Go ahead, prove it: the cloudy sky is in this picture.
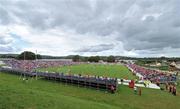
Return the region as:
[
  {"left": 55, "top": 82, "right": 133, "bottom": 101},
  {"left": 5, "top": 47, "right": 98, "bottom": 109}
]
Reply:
[{"left": 0, "top": 0, "right": 180, "bottom": 57}]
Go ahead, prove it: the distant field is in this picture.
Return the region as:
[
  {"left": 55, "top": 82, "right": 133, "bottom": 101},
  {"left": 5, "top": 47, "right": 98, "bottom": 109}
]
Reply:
[
  {"left": 0, "top": 64, "right": 6, "bottom": 67},
  {"left": 37, "top": 64, "right": 136, "bottom": 80},
  {"left": 0, "top": 73, "right": 180, "bottom": 109},
  {"left": 144, "top": 65, "right": 169, "bottom": 71}
]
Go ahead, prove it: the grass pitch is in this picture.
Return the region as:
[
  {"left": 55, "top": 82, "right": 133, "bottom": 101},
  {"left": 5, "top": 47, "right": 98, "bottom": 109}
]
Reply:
[
  {"left": 37, "top": 64, "right": 136, "bottom": 80},
  {"left": 0, "top": 73, "right": 180, "bottom": 109}
]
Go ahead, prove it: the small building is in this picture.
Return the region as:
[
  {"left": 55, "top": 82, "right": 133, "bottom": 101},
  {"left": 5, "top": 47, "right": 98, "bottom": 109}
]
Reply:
[{"left": 169, "top": 61, "right": 180, "bottom": 71}]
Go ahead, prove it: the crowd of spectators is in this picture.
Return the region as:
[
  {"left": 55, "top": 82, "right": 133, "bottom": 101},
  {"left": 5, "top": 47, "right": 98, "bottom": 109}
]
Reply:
[
  {"left": 3, "top": 59, "right": 81, "bottom": 71},
  {"left": 127, "top": 64, "right": 177, "bottom": 83}
]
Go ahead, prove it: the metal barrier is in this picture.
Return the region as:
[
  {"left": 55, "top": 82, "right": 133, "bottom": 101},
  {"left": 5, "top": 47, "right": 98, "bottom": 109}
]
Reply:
[{"left": 0, "top": 68, "right": 118, "bottom": 93}]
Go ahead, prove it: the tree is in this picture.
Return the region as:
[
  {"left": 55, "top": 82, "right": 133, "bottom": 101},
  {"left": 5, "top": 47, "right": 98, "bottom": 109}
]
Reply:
[
  {"left": 107, "top": 56, "right": 115, "bottom": 63},
  {"left": 0, "top": 54, "right": 18, "bottom": 58},
  {"left": 82, "top": 57, "right": 88, "bottom": 62},
  {"left": 88, "top": 56, "right": 100, "bottom": 62},
  {"left": 17, "top": 51, "right": 36, "bottom": 60},
  {"left": 72, "top": 55, "right": 80, "bottom": 62},
  {"left": 36, "top": 54, "right": 42, "bottom": 59}
]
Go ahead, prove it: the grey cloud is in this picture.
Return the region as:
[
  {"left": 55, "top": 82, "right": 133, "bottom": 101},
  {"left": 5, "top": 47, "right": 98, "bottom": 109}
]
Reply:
[
  {"left": 0, "top": 36, "right": 13, "bottom": 45},
  {"left": 0, "top": 0, "right": 180, "bottom": 56},
  {"left": 0, "top": 0, "right": 131, "bottom": 34},
  {"left": 0, "top": 32, "right": 15, "bottom": 53},
  {"left": 0, "top": 7, "right": 11, "bottom": 24},
  {"left": 75, "top": 44, "right": 114, "bottom": 52},
  {"left": 0, "top": 46, "right": 14, "bottom": 52}
]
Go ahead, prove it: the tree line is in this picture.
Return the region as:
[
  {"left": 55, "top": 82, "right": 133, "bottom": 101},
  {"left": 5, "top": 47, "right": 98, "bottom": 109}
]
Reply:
[
  {"left": 0, "top": 51, "right": 42, "bottom": 60},
  {"left": 72, "top": 55, "right": 116, "bottom": 63},
  {"left": 1, "top": 51, "right": 180, "bottom": 62}
]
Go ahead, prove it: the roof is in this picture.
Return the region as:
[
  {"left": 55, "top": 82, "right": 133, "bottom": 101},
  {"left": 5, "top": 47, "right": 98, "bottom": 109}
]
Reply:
[{"left": 170, "top": 61, "right": 180, "bottom": 69}]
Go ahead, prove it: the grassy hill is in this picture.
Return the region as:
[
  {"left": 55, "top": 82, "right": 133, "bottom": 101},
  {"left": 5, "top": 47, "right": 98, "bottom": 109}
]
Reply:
[
  {"left": 0, "top": 72, "right": 179, "bottom": 109},
  {"left": 37, "top": 64, "right": 136, "bottom": 80}
]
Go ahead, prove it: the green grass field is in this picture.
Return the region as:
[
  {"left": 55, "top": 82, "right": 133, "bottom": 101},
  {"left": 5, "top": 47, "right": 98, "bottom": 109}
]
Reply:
[
  {"left": 0, "top": 72, "right": 180, "bottom": 109},
  {"left": 37, "top": 64, "right": 136, "bottom": 80}
]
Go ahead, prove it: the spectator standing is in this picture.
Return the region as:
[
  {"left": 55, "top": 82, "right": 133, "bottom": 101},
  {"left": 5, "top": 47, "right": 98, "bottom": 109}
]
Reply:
[
  {"left": 110, "top": 85, "right": 115, "bottom": 94},
  {"left": 169, "top": 85, "right": 172, "bottom": 93},
  {"left": 172, "top": 86, "right": 177, "bottom": 96}
]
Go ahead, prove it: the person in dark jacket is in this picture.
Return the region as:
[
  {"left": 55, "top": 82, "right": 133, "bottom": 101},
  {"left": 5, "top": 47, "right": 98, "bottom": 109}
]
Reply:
[{"left": 169, "top": 85, "right": 172, "bottom": 93}]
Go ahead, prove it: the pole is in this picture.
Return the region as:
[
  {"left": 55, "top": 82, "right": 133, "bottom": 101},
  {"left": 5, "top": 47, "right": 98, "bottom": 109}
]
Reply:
[
  {"left": 23, "top": 51, "right": 26, "bottom": 80},
  {"left": 35, "top": 50, "right": 38, "bottom": 80}
]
